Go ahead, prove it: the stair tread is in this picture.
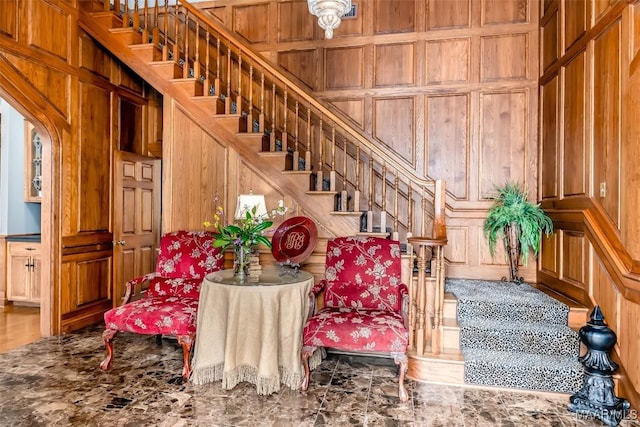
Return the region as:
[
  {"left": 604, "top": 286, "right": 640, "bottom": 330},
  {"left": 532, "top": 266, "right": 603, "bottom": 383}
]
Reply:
[
  {"left": 258, "top": 151, "right": 287, "bottom": 157},
  {"left": 463, "top": 348, "right": 581, "bottom": 369},
  {"left": 306, "top": 191, "right": 338, "bottom": 195},
  {"left": 236, "top": 133, "right": 264, "bottom": 139},
  {"left": 530, "top": 283, "right": 588, "bottom": 311},
  {"left": 331, "top": 211, "right": 363, "bottom": 216},
  {"left": 458, "top": 317, "right": 578, "bottom": 333},
  {"left": 282, "top": 170, "right": 312, "bottom": 175}
]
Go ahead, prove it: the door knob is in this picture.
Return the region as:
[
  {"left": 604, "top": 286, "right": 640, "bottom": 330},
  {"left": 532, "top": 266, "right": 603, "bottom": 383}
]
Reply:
[{"left": 114, "top": 240, "right": 126, "bottom": 246}]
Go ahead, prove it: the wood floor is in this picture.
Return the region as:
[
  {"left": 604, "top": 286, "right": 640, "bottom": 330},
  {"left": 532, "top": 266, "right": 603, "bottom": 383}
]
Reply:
[{"left": 0, "top": 305, "right": 40, "bottom": 353}]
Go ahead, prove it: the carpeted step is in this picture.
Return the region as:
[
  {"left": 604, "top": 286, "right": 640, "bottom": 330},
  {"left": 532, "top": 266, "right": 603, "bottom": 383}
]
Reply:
[
  {"left": 463, "top": 348, "right": 583, "bottom": 394},
  {"left": 446, "top": 279, "right": 569, "bottom": 326},
  {"left": 458, "top": 318, "right": 580, "bottom": 357}
]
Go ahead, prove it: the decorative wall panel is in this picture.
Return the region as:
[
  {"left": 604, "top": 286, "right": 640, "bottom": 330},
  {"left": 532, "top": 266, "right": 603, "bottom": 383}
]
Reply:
[
  {"left": 541, "top": 9, "right": 558, "bottom": 72},
  {"left": 561, "top": 231, "right": 585, "bottom": 286},
  {"left": 478, "top": 91, "right": 527, "bottom": 198},
  {"left": 115, "top": 65, "right": 144, "bottom": 94},
  {"left": 27, "top": 1, "right": 69, "bottom": 61},
  {"left": 564, "top": 0, "right": 586, "bottom": 50},
  {"left": 562, "top": 52, "right": 586, "bottom": 197},
  {"left": 374, "top": 43, "right": 414, "bottom": 87},
  {"left": 278, "top": 50, "right": 316, "bottom": 90},
  {"left": 233, "top": 4, "right": 270, "bottom": 44},
  {"left": 592, "top": 256, "right": 619, "bottom": 336},
  {"left": 479, "top": 228, "right": 506, "bottom": 265},
  {"left": 426, "top": 38, "right": 469, "bottom": 84},
  {"left": 620, "top": 297, "right": 640, "bottom": 393},
  {"left": 76, "top": 258, "right": 110, "bottom": 306},
  {"left": 374, "top": 0, "right": 415, "bottom": 34},
  {"left": 278, "top": 2, "right": 314, "bottom": 42},
  {"left": 331, "top": 99, "right": 365, "bottom": 129},
  {"left": 5, "top": 53, "right": 70, "bottom": 120},
  {"left": 593, "top": 20, "right": 621, "bottom": 227},
  {"left": 325, "top": 47, "right": 364, "bottom": 90},
  {"left": 633, "top": 4, "right": 640, "bottom": 59},
  {"left": 540, "top": 77, "right": 558, "bottom": 199},
  {"left": 593, "top": 0, "right": 612, "bottom": 21},
  {"left": 79, "top": 33, "right": 112, "bottom": 79},
  {"left": 480, "top": 34, "right": 528, "bottom": 81},
  {"left": 373, "top": 97, "right": 414, "bottom": 166},
  {"left": 163, "top": 102, "right": 228, "bottom": 232},
  {"left": 426, "top": 94, "right": 468, "bottom": 199},
  {"left": 444, "top": 226, "right": 468, "bottom": 264},
  {"left": 336, "top": 5, "right": 363, "bottom": 37},
  {"left": 540, "top": 231, "right": 557, "bottom": 275},
  {"left": 0, "top": 0, "right": 17, "bottom": 39},
  {"left": 203, "top": 6, "right": 226, "bottom": 25},
  {"left": 482, "top": 0, "right": 528, "bottom": 25},
  {"left": 78, "top": 83, "right": 111, "bottom": 232},
  {"left": 427, "top": 0, "right": 471, "bottom": 30}
]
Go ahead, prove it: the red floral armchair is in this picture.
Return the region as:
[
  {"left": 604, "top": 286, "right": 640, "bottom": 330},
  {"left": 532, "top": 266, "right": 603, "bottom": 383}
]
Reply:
[
  {"left": 300, "top": 236, "right": 410, "bottom": 401},
  {"left": 100, "top": 230, "right": 224, "bottom": 379}
]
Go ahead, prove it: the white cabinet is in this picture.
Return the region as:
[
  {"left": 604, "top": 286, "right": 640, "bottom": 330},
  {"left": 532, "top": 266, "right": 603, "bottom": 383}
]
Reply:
[{"left": 6, "top": 241, "right": 41, "bottom": 305}]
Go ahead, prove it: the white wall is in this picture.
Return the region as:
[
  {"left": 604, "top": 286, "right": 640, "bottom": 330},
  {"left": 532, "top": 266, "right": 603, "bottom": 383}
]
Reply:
[{"left": 0, "top": 99, "right": 41, "bottom": 235}]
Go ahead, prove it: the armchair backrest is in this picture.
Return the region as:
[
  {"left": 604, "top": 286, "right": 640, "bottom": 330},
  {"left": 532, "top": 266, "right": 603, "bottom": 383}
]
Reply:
[
  {"left": 156, "top": 230, "right": 224, "bottom": 279},
  {"left": 323, "top": 236, "right": 403, "bottom": 312}
]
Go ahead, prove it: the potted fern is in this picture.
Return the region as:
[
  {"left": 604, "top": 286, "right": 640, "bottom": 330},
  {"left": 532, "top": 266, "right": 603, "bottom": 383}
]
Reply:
[{"left": 483, "top": 182, "right": 553, "bottom": 283}]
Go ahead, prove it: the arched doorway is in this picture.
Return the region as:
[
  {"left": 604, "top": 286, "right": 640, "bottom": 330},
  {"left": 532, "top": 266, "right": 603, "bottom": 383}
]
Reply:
[{"left": 0, "top": 90, "right": 59, "bottom": 339}]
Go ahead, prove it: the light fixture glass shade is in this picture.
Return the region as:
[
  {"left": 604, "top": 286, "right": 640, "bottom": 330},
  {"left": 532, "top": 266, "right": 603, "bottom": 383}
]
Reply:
[
  {"left": 234, "top": 194, "right": 268, "bottom": 220},
  {"left": 307, "top": 0, "right": 352, "bottom": 39}
]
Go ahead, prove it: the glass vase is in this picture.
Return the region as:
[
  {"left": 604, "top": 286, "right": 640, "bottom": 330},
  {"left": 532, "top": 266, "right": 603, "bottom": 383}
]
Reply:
[{"left": 233, "top": 244, "right": 252, "bottom": 279}]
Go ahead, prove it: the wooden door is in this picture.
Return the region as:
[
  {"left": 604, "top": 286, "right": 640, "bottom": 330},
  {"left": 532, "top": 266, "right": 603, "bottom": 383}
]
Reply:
[{"left": 113, "top": 151, "right": 161, "bottom": 306}]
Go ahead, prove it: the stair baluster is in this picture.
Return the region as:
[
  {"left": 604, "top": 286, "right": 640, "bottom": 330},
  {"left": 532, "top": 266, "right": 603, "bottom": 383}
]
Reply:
[
  {"left": 392, "top": 171, "right": 399, "bottom": 240},
  {"left": 293, "top": 101, "right": 300, "bottom": 169},
  {"left": 161, "top": 0, "right": 168, "bottom": 60},
  {"left": 341, "top": 137, "right": 348, "bottom": 212},
  {"left": 329, "top": 125, "right": 336, "bottom": 192}
]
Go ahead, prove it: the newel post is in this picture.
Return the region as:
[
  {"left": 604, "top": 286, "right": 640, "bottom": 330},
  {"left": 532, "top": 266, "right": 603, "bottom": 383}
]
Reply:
[{"left": 568, "top": 306, "right": 630, "bottom": 426}]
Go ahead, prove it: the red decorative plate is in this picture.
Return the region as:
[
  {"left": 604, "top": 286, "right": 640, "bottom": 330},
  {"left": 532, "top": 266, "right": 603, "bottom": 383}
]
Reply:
[{"left": 271, "top": 216, "right": 318, "bottom": 264}]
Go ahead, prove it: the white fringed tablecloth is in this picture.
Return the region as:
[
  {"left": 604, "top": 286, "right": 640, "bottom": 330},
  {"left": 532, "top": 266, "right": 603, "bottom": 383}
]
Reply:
[{"left": 190, "top": 269, "right": 313, "bottom": 395}]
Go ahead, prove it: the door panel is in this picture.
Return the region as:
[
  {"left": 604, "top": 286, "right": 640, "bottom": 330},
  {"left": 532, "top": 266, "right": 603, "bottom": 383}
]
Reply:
[{"left": 113, "top": 151, "right": 161, "bottom": 305}]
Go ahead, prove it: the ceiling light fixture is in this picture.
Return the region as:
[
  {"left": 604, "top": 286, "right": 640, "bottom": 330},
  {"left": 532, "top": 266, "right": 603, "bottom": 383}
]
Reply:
[{"left": 307, "top": 0, "right": 352, "bottom": 39}]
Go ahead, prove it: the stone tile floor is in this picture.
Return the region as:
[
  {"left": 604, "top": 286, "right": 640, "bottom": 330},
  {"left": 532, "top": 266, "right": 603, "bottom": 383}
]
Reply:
[{"left": 0, "top": 324, "right": 638, "bottom": 426}]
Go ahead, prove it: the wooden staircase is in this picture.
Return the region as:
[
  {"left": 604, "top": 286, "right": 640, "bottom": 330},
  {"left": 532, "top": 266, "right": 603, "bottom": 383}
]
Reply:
[
  {"left": 73, "top": 0, "right": 596, "bottom": 391},
  {"left": 80, "top": 12, "right": 364, "bottom": 240}
]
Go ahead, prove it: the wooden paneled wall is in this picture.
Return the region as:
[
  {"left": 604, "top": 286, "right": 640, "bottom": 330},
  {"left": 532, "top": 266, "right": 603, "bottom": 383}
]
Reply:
[
  {"left": 539, "top": 0, "right": 640, "bottom": 409},
  {"left": 0, "top": 0, "right": 161, "bottom": 334},
  {"left": 198, "top": 0, "right": 541, "bottom": 281}
]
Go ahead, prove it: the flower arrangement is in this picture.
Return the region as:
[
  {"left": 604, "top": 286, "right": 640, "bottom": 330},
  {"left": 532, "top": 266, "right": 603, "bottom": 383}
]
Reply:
[
  {"left": 210, "top": 204, "right": 273, "bottom": 251},
  {"left": 204, "top": 194, "right": 275, "bottom": 277}
]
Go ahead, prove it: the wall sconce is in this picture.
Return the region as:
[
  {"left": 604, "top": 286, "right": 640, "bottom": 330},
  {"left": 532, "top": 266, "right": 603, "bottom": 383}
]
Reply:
[
  {"left": 307, "top": 0, "right": 352, "bottom": 39},
  {"left": 234, "top": 193, "right": 268, "bottom": 220}
]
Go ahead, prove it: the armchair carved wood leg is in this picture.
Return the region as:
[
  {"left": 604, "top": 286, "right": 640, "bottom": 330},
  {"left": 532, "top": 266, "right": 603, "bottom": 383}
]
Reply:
[
  {"left": 393, "top": 353, "right": 409, "bottom": 402},
  {"left": 300, "top": 347, "right": 314, "bottom": 391},
  {"left": 177, "top": 333, "right": 195, "bottom": 380},
  {"left": 100, "top": 328, "right": 118, "bottom": 371}
]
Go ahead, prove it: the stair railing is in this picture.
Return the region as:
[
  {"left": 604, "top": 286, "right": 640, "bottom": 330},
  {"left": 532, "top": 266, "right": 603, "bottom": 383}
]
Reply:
[{"left": 103, "top": 0, "right": 445, "bottom": 243}]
